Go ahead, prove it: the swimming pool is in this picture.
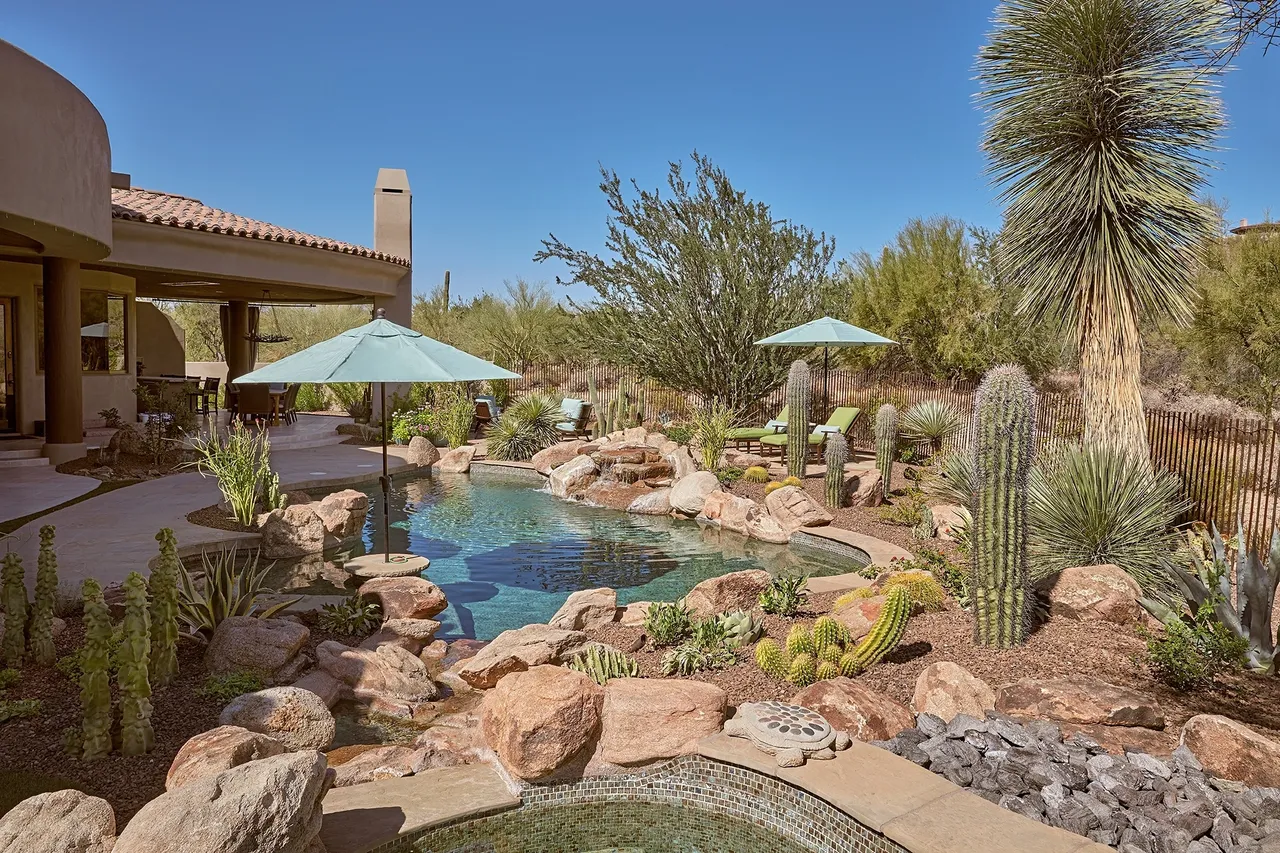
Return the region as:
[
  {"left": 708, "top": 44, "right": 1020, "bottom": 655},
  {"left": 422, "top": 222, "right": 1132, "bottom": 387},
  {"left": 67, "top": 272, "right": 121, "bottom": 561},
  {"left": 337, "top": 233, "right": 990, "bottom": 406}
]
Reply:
[{"left": 267, "top": 468, "right": 864, "bottom": 640}]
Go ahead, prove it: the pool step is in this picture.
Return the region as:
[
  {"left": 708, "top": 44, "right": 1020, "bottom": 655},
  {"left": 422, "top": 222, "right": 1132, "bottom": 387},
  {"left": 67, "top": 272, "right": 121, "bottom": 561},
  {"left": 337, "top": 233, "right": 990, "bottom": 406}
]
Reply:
[{"left": 0, "top": 448, "right": 49, "bottom": 468}]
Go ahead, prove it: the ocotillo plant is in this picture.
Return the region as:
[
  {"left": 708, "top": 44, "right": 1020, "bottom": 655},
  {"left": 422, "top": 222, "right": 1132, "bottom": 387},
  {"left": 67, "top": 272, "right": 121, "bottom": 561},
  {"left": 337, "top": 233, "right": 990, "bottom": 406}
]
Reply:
[
  {"left": 117, "top": 571, "right": 155, "bottom": 756},
  {"left": 28, "top": 525, "right": 59, "bottom": 666},
  {"left": 1, "top": 551, "right": 27, "bottom": 667},
  {"left": 80, "top": 578, "right": 114, "bottom": 760},
  {"left": 786, "top": 360, "right": 811, "bottom": 480},
  {"left": 148, "top": 528, "right": 180, "bottom": 686},
  {"left": 824, "top": 433, "right": 849, "bottom": 509},
  {"left": 971, "top": 364, "right": 1036, "bottom": 648},
  {"left": 874, "top": 404, "right": 898, "bottom": 494}
]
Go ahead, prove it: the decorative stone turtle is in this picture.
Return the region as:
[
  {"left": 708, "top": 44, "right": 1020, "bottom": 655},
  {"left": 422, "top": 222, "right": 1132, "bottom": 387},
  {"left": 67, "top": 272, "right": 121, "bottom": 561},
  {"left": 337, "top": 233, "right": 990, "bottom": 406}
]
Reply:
[{"left": 724, "top": 701, "right": 852, "bottom": 767}]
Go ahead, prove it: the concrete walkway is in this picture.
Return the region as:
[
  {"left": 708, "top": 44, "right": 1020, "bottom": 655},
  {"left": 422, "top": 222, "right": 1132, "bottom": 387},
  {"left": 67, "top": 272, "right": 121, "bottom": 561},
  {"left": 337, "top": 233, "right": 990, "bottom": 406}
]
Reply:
[
  {"left": 0, "top": 466, "right": 99, "bottom": 525},
  {"left": 5, "top": 442, "right": 418, "bottom": 590}
]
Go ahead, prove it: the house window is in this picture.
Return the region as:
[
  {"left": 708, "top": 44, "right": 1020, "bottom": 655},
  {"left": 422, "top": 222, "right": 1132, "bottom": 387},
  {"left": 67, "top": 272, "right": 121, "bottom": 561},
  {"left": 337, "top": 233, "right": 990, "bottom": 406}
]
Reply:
[{"left": 36, "top": 290, "right": 128, "bottom": 373}]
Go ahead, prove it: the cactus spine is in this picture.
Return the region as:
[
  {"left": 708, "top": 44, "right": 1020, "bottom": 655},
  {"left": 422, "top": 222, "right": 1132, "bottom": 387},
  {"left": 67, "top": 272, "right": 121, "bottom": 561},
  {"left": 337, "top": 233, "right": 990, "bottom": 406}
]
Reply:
[
  {"left": 785, "top": 623, "right": 814, "bottom": 658},
  {"left": 148, "top": 529, "right": 180, "bottom": 686},
  {"left": 80, "top": 579, "right": 113, "bottom": 760},
  {"left": 816, "top": 660, "right": 840, "bottom": 681},
  {"left": 28, "top": 525, "right": 58, "bottom": 666},
  {"left": 812, "top": 616, "right": 847, "bottom": 655},
  {"left": 875, "top": 404, "right": 898, "bottom": 494},
  {"left": 786, "top": 360, "right": 811, "bottom": 480},
  {"left": 1, "top": 551, "right": 26, "bottom": 667},
  {"left": 824, "top": 433, "right": 849, "bottom": 509},
  {"left": 971, "top": 365, "right": 1035, "bottom": 648},
  {"left": 754, "top": 638, "right": 788, "bottom": 680},
  {"left": 117, "top": 572, "right": 155, "bottom": 756},
  {"left": 787, "top": 652, "right": 816, "bottom": 687}
]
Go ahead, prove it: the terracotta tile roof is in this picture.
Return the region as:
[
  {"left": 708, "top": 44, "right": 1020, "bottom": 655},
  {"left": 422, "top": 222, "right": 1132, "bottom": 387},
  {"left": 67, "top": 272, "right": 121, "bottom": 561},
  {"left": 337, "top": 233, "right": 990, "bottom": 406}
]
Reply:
[{"left": 110, "top": 187, "right": 409, "bottom": 267}]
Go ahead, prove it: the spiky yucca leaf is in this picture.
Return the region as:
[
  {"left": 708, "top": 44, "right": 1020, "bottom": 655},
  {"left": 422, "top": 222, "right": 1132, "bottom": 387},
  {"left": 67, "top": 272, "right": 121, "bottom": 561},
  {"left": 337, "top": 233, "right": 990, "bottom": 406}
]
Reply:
[
  {"left": 486, "top": 393, "right": 563, "bottom": 461},
  {"left": 900, "top": 401, "right": 964, "bottom": 453}
]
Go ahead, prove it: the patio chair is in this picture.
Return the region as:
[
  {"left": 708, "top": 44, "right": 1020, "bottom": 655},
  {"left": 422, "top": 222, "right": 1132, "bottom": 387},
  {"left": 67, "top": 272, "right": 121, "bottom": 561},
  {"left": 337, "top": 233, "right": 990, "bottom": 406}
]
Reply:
[
  {"left": 759, "top": 406, "right": 861, "bottom": 459},
  {"left": 727, "top": 405, "right": 789, "bottom": 450},
  {"left": 472, "top": 399, "right": 496, "bottom": 435},
  {"left": 190, "top": 376, "right": 220, "bottom": 417},
  {"left": 555, "top": 398, "right": 593, "bottom": 438},
  {"left": 234, "top": 383, "right": 274, "bottom": 424},
  {"left": 281, "top": 383, "right": 301, "bottom": 425}
]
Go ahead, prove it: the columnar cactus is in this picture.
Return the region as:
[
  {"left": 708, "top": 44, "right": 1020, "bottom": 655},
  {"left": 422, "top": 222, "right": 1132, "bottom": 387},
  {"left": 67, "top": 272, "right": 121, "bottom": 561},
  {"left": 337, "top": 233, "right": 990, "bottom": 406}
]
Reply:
[
  {"left": 786, "top": 360, "right": 811, "bottom": 480},
  {"left": 1, "top": 551, "right": 27, "bottom": 667},
  {"left": 971, "top": 364, "right": 1036, "bottom": 648},
  {"left": 875, "top": 404, "right": 898, "bottom": 494},
  {"left": 117, "top": 571, "right": 155, "bottom": 756},
  {"left": 587, "top": 374, "right": 606, "bottom": 437},
  {"left": 812, "top": 615, "right": 847, "bottom": 655},
  {"left": 28, "top": 525, "right": 59, "bottom": 666},
  {"left": 80, "top": 579, "right": 114, "bottom": 760},
  {"left": 839, "top": 586, "right": 912, "bottom": 675},
  {"left": 148, "top": 528, "right": 180, "bottom": 687},
  {"left": 824, "top": 433, "right": 849, "bottom": 509}
]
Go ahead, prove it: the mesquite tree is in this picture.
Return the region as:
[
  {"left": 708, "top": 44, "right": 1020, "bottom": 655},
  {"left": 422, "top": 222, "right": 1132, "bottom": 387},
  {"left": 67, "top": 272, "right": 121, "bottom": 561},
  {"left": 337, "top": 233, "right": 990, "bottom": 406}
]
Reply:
[{"left": 535, "top": 152, "right": 838, "bottom": 410}]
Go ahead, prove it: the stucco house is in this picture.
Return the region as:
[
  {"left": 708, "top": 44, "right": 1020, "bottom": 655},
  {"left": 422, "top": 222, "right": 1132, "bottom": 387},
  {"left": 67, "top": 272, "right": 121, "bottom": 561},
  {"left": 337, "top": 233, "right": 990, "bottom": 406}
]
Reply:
[{"left": 0, "top": 38, "right": 412, "bottom": 464}]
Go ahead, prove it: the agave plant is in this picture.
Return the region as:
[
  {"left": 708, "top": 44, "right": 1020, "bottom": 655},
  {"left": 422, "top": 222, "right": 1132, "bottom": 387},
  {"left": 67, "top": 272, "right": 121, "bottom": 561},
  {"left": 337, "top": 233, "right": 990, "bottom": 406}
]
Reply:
[
  {"left": 899, "top": 400, "right": 964, "bottom": 456},
  {"left": 486, "top": 393, "right": 563, "bottom": 461},
  {"left": 924, "top": 449, "right": 976, "bottom": 507},
  {"left": 176, "top": 546, "right": 296, "bottom": 637}
]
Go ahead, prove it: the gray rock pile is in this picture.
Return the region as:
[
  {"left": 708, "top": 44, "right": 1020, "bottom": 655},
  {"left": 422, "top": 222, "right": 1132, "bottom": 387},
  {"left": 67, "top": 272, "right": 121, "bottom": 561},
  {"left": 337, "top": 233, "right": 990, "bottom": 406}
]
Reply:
[{"left": 874, "top": 711, "right": 1280, "bottom": 852}]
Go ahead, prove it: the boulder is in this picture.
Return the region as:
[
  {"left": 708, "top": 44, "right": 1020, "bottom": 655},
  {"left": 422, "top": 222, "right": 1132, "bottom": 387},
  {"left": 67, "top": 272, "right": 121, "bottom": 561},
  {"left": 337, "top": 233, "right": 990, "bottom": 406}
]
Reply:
[
  {"left": 437, "top": 445, "right": 477, "bottom": 473},
  {"left": 313, "top": 489, "right": 369, "bottom": 539},
  {"left": 721, "top": 448, "right": 769, "bottom": 470},
  {"left": 764, "top": 486, "right": 834, "bottom": 533},
  {"left": 582, "top": 479, "right": 652, "bottom": 511},
  {"left": 455, "top": 624, "right": 588, "bottom": 689},
  {"left": 218, "top": 687, "right": 336, "bottom": 751},
  {"left": 665, "top": 447, "right": 698, "bottom": 480},
  {"left": 0, "top": 789, "right": 116, "bottom": 853},
  {"left": 789, "top": 677, "right": 915, "bottom": 742},
  {"left": 745, "top": 511, "right": 791, "bottom": 544},
  {"left": 316, "top": 640, "right": 440, "bottom": 713},
  {"left": 682, "top": 569, "right": 772, "bottom": 618},
  {"left": 627, "top": 488, "right": 672, "bottom": 515},
  {"left": 481, "top": 665, "right": 603, "bottom": 779},
  {"left": 618, "top": 601, "right": 651, "bottom": 627},
  {"left": 410, "top": 711, "right": 489, "bottom": 770},
  {"left": 996, "top": 677, "right": 1164, "bottom": 729},
  {"left": 549, "top": 588, "right": 618, "bottom": 630},
  {"left": 105, "top": 424, "right": 147, "bottom": 458},
  {"left": 330, "top": 744, "right": 418, "bottom": 787},
  {"left": 407, "top": 435, "right": 440, "bottom": 468},
  {"left": 204, "top": 616, "right": 310, "bottom": 680},
  {"left": 623, "top": 426, "right": 647, "bottom": 443},
  {"left": 670, "top": 471, "right": 719, "bottom": 515},
  {"left": 358, "top": 576, "right": 447, "bottom": 620},
  {"left": 592, "top": 443, "right": 657, "bottom": 466},
  {"left": 291, "top": 671, "right": 342, "bottom": 708},
  {"left": 700, "top": 491, "right": 758, "bottom": 536},
  {"left": 440, "top": 638, "right": 487, "bottom": 670},
  {"left": 548, "top": 455, "right": 599, "bottom": 498},
  {"left": 166, "top": 725, "right": 287, "bottom": 790},
  {"left": 1046, "top": 564, "right": 1143, "bottom": 625},
  {"left": 114, "top": 751, "right": 330, "bottom": 853},
  {"left": 573, "top": 440, "right": 603, "bottom": 456},
  {"left": 931, "top": 504, "right": 967, "bottom": 542},
  {"left": 531, "top": 441, "right": 585, "bottom": 475},
  {"left": 832, "top": 595, "right": 885, "bottom": 642},
  {"left": 1180, "top": 714, "right": 1280, "bottom": 788},
  {"left": 847, "top": 469, "right": 884, "bottom": 508},
  {"left": 359, "top": 618, "right": 441, "bottom": 655},
  {"left": 258, "top": 504, "right": 326, "bottom": 559},
  {"left": 599, "top": 678, "right": 727, "bottom": 765},
  {"left": 911, "top": 662, "right": 996, "bottom": 723},
  {"left": 608, "top": 461, "right": 673, "bottom": 484}
]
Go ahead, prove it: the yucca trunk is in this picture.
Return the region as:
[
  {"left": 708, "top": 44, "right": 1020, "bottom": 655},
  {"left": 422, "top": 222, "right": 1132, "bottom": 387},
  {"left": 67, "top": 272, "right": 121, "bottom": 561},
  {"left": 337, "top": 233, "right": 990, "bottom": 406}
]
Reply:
[{"left": 1079, "top": 305, "right": 1148, "bottom": 459}]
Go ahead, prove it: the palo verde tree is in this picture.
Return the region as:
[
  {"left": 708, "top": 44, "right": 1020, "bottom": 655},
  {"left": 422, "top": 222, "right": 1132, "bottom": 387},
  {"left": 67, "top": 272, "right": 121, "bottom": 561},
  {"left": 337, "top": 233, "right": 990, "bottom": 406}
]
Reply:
[
  {"left": 977, "top": 0, "right": 1227, "bottom": 457},
  {"left": 535, "top": 152, "right": 838, "bottom": 410}
]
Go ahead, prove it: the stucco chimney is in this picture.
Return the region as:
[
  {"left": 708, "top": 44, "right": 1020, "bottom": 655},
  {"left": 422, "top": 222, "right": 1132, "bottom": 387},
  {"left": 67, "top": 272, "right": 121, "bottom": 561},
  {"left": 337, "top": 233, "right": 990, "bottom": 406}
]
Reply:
[
  {"left": 1241, "top": 218, "right": 1249, "bottom": 228},
  {"left": 373, "top": 168, "right": 412, "bottom": 326}
]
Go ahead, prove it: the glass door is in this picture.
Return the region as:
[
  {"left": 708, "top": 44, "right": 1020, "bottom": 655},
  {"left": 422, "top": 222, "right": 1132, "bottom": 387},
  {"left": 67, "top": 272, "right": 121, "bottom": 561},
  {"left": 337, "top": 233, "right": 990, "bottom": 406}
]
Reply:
[{"left": 0, "top": 298, "right": 14, "bottom": 433}]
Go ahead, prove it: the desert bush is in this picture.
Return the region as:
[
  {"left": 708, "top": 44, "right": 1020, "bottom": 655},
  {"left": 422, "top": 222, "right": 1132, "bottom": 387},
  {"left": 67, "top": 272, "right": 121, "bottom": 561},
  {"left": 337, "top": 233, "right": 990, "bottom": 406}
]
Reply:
[
  {"left": 899, "top": 400, "right": 964, "bottom": 455},
  {"left": 486, "top": 393, "right": 562, "bottom": 461},
  {"left": 197, "top": 671, "right": 266, "bottom": 704},
  {"left": 758, "top": 575, "right": 808, "bottom": 616},
  {"left": 642, "top": 601, "right": 693, "bottom": 647},
  {"left": 176, "top": 547, "right": 294, "bottom": 637},
  {"left": 1140, "top": 602, "right": 1247, "bottom": 692},
  {"left": 317, "top": 595, "right": 383, "bottom": 635},
  {"left": 294, "top": 383, "right": 328, "bottom": 413},
  {"left": 690, "top": 400, "right": 742, "bottom": 472},
  {"left": 185, "top": 422, "right": 274, "bottom": 526}
]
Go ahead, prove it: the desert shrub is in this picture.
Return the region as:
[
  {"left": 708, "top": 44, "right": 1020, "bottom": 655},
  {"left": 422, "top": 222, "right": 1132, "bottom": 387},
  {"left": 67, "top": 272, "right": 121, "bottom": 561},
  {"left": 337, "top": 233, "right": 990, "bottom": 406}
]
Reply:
[
  {"left": 197, "top": 671, "right": 266, "bottom": 704},
  {"left": 0, "top": 669, "right": 18, "bottom": 692},
  {"left": 176, "top": 547, "right": 294, "bottom": 636},
  {"left": 759, "top": 575, "right": 808, "bottom": 616},
  {"left": 436, "top": 385, "right": 476, "bottom": 448},
  {"left": 487, "top": 393, "right": 562, "bottom": 461},
  {"left": 184, "top": 422, "right": 275, "bottom": 526},
  {"left": 0, "top": 699, "right": 41, "bottom": 724},
  {"left": 294, "top": 383, "right": 328, "bottom": 413},
  {"left": 133, "top": 382, "right": 196, "bottom": 462},
  {"left": 643, "top": 601, "right": 693, "bottom": 647},
  {"left": 391, "top": 406, "right": 437, "bottom": 445},
  {"left": 327, "top": 383, "right": 371, "bottom": 422},
  {"left": 664, "top": 423, "right": 694, "bottom": 446},
  {"left": 715, "top": 466, "right": 744, "bottom": 486},
  {"left": 98, "top": 408, "right": 125, "bottom": 429},
  {"left": 1141, "top": 604, "right": 1247, "bottom": 692},
  {"left": 877, "top": 487, "right": 928, "bottom": 526},
  {"left": 899, "top": 400, "right": 964, "bottom": 455},
  {"left": 317, "top": 595, "right": 382, "bottom": 635},
  {"left": 690, "top": 400, "right": 741, "bottom": 471}
]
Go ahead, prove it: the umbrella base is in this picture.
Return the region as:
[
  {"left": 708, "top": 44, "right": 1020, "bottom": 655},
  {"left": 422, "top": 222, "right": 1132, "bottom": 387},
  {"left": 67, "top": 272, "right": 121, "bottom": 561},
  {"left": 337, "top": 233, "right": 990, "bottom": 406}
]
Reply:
[{"left": 346, "top": 553, "right": 430, "bottom": 579}]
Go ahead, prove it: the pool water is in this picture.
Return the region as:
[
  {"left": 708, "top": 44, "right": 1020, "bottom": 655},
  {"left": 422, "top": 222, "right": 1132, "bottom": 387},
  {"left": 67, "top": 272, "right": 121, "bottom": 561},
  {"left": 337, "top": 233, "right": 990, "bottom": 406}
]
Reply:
[
  {"left": 412, "top": 801, "right": 812, "bottom": 853},
  {"left": 267, "top": 468, "right": 862, "bottom": 641}
]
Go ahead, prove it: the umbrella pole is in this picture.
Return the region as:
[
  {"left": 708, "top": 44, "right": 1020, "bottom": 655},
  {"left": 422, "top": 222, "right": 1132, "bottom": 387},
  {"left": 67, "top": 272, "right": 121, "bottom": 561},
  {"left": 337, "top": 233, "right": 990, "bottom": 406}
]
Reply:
[
  {"left": 380, "top": 382, "right": 390, "bottom": 563},
  {"left": 823, "top": 347, "right": 830, "bottom": 418}
]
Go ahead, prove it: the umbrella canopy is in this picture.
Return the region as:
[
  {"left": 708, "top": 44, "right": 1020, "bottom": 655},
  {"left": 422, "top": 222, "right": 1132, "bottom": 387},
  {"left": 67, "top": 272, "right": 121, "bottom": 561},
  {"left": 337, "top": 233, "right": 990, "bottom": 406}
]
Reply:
[
  {"left": 755, "top": 317, "right": 896, "bottom": 415},
  {"left": 233, "top": 309, "right": 520, "bottom": 564}
]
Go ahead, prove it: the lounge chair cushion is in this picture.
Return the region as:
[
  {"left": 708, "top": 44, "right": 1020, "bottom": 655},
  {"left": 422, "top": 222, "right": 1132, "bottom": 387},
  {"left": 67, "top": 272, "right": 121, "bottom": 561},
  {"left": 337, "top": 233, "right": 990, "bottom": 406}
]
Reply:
[
  {"left": 555, "top": 422, "right": 579, "bottom": 433},
  {"left": 560, "top": 398, "right": 584, "bottom": 421},
  {"left": 727, "top": 406, "right": 789, "bottom": 440}
]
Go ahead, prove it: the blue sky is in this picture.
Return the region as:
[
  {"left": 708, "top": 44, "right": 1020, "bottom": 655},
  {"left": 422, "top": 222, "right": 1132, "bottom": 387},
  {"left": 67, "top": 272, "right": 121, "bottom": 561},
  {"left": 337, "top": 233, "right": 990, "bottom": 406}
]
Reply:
[{"left": 7, "top": 1, "right": 1279, "bottom": 302}]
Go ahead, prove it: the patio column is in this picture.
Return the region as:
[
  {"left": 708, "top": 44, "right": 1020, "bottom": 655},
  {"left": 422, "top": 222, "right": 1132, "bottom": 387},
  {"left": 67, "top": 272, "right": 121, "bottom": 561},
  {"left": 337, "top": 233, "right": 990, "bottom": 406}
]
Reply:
[
  {"left": 373, "top": 168, "right": 412, "bottom": 414},
  {"left": 42, "top": 257, "right": 86, "bottom": 464},
  {"left": 226, "top": 299, "right": 252, "bottom": 383}
]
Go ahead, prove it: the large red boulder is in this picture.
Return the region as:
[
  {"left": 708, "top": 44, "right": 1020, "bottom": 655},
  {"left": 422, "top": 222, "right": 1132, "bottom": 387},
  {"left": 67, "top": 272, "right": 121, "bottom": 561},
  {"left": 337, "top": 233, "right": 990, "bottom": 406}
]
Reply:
[
  {"left": 1180, "top": 714, "right": 1280, "bottom": 788},
  {"left": 1046, "top": 564, "right": 1143, "bottom": 625},
  {"left": 481, "top": 665, "right": 602, "bottom": 779},
  {"left": 912, "top": 662, "right": 996, "bottom": 723},
  {"left": 789, "top": 677, "right": 915, "bottom": 742},
  {"left": 996, "top": 676, "right": 1164, "bottom": 729},
  {"left": 599, "top": 678, "right": 727, "bottom": 766},
  {"left": 358, "top": 577, "right": 447, "bottom": 620},
  {"left": 682, "top": 569, "right": 772, "bottom": 619}
]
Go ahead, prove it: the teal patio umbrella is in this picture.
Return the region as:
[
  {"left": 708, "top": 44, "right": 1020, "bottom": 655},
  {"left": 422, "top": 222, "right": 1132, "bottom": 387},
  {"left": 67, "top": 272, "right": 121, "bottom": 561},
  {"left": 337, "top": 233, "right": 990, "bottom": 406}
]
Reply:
[
  {"left": 234, "top": 308, "right": 520, "bottom": 564},
  {"left": 755, "top": 317, "right": 896, "bottom": 416}
]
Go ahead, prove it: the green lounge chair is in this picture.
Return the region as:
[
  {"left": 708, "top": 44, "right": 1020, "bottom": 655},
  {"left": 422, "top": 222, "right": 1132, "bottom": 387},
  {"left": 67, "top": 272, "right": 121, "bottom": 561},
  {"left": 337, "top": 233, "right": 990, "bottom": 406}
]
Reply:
[
  {"left": 759, "top": 406, "right": 861, "bottom": 457},
  {"left": 727, "top": 405, "right": 789, "bottom": 449}
]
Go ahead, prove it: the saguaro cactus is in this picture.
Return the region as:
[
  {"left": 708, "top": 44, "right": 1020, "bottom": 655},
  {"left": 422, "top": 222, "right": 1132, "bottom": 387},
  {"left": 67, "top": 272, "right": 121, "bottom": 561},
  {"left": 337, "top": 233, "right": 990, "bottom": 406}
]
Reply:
[
  {"left": 786, "top": 360, "right": 811, "bottom": 480},
  {"left": 117, "top": 571, "right": 155, "bottom": 756},
  {"left": 874, "top": 404, "right": 898, "bottom": 494},
  {"left": 80, "top": 579, "right": 114, "bottom": 760},
  {"left": 1, "top": 551, "right": 27, "bottom": 667},
  {"left": 28, "top": 525, "right": 59, "bottom": 666},
  {"left": 824, "top": 433, "right": 849, "bottom": 509},
  {"left": 587, "top": 374, "right": 607, "bottom": 438},
  {"left": 971, "top": 364, "right": 1036, "bottom": 648},
  {"left": 148, "top": 528, "right": 180, "bottom": 686}
]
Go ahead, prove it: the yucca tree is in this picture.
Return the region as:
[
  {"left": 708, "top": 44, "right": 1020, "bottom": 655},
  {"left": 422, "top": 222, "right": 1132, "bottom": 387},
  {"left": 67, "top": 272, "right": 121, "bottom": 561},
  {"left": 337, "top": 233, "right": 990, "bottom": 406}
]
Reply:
[{"left": 977, "top": 0, "right": 1227, "bottom": 458}]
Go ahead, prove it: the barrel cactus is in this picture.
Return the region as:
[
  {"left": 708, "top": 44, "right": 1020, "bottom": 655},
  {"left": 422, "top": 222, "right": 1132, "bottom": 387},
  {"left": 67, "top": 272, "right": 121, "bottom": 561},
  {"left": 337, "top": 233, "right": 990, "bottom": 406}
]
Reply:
[
  {"left": 1, "top": 551, "right": 27, "bottom": 667},
  {"left": 717, "top": 610, "right": 764, "bottom": 647},
  {"left": 80, "top": 579, "right": 113, "bottom": 760},
  {"left": 971, "top": 364, "right": 1036, "bottom": 648},
  {"left": 874, "top": 404, "right": 898, "bottom": 493},
  {"left": 824, "top": 433, "right": 849, "bottom": 509},
  {"left": 754, "top": 638, "right": 789, "bottom": 680},
  {"left": 117, "top": 572, "right": 155, "bottom": 756},
  {"left": 785, "top": 360, "right": 811, "bottom": 480},
  {"left": 28, "top": 525, "right": 59, "bottom": 666},
  {"left": 148, "top": 528, "right": 181, "bottom": 686},
  {"left": 743, "top": 466, "right": 770, "bottom": 484},
  {"left": 785, "top": 623, "right": 815, "bottom": 658},
  {"left": 787, "top": 652, "right": 816, "bottom": 687}
]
